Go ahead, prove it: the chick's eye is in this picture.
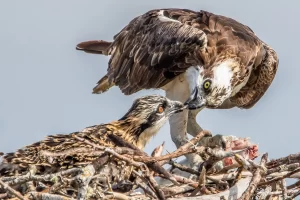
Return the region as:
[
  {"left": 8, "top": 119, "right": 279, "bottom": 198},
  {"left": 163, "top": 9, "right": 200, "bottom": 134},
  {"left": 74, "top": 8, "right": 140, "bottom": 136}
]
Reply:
[
  {"left": 203, "top": 80, "right": 211, "bottom": 90},
  {"left": 157, "top": 106, "right": 164, "bottom": 113}
]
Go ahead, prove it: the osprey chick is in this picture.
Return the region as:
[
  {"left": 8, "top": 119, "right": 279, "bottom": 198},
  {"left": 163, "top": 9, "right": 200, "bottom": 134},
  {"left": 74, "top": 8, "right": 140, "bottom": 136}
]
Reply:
[
  {"left": 76, "top": 8, "right": 278, "bottom": 169},
  {"left": 0, "top": 95, "right": 184, "bottom": 176}
]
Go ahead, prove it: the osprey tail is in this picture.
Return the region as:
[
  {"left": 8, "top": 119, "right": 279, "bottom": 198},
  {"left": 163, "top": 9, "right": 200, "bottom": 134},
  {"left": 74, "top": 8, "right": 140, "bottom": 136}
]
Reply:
[
  {"left": 76, "top": 40, "right": 112, "bottom": 55},
  {"left": 93, "top": 75, "right": 115, "bottom": 94},
  {"left": 76, "top": 40, "right": 115, "bottom": 94}
]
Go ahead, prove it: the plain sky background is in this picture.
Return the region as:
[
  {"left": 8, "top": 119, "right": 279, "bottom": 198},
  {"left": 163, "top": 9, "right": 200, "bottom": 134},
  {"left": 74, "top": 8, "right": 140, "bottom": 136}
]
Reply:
[{"left": 0, "top": 1, "right": 299, "bottom": 163}]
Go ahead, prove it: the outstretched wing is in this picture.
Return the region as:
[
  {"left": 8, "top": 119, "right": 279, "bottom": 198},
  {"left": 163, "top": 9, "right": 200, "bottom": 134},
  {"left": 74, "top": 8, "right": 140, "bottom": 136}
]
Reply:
[{"left": 105, "top": 9, "right": 208, "bottom": 95}]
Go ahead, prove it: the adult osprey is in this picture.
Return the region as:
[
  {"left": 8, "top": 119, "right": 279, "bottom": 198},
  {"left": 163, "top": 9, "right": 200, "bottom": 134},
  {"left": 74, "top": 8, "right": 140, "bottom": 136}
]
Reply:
[{"left": 76, "top": 8, "right": 278, "bottom": 169}]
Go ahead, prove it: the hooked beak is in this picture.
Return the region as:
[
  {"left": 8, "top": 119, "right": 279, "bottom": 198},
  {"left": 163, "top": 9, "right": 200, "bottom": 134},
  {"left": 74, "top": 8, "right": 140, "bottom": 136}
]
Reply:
[
  {"left": 169, "top": 101, "right": 186, "bottom": 115},
  {"left": 184, "top": 87, "right": 207, "bottom": 110}
]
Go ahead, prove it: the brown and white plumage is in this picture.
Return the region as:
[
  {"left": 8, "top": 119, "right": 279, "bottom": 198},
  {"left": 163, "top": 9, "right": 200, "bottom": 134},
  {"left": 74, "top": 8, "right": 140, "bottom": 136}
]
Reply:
[
  {"left": 0, "top": 95, "right": 184, "bottom": 176},
  {"left": 76, "top": 8, "right": 278, "bottom": 109},
  {"left": 76, "top": 8, "right": 278, "bottom": 170}
]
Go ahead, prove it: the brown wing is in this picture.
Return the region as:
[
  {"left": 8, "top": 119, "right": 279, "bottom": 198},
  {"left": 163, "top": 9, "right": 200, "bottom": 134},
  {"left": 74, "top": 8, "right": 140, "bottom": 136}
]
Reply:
[
  {"left": 0, "top": 125, "right": 127, "bottom": 174},
  {"left": 104, "top": 9, "right": 208, "bottom": 95},
  {"left": 76, "top": 8, "right": 277, "bottom": 102},
  {"left": 230, "top": 44, "right": 279, "bottom": 109}
]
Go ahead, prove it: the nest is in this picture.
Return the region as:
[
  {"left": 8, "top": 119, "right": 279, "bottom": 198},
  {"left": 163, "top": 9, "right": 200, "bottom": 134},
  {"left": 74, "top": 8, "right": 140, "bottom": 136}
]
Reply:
[{"left": 0, "top": 130, "right": 299, "bottom": 200}]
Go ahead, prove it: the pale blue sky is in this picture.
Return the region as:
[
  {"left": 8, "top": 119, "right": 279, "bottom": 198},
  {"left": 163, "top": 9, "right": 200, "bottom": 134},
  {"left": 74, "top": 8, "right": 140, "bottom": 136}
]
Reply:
[{"left": 0, "top": 1, "right": 299, "bottom": 162}]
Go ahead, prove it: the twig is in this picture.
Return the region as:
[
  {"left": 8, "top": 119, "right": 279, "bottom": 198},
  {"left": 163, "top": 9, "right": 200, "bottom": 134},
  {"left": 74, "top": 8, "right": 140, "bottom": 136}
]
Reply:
[
  {"left": 238, "top": 153, "right": 268, "bottom": 200},
  {"left": 28, "top": 192, "right": 72, "bottom": 200},
  {"left": 145, "top": 171, "right": 165, "bottom": 200},
  {"left": 3, "top": 168, "right": 83, "bottom": 186},
  {"left": 134, "top": 130, "right": 210, "bottom": 163},
  {"left": 287, "top": 179, "right": 300, "bottom": 190},
  {"left": 105, "top": 148, "right": 143, "bottom": 168},
  {"left": 0, "top": 179, "right": 28, "bottom": 200},
  {"left": 169, "top": 160, "right": 200, "bottom": 176},
  {"left": 267, "top": 152, "right": 300, "bottom": 168},
  {"left": 103, "top": 191, "right": 133, "bottom": 200},
  {"left": 0, "top": 192, "right": 8, "bottom": 199},
  {"left": 76, "top": 164, "right": 95, "bottom": 200},
  {"left": 86, "top": 134, "right": 178, "bottom": 185},
  {"left": 280, "top": 180, "right": 288, "bottom": 199},
  {"left": 290, "top": 189, "right": 300, "bottom": 199},
  {"left": 189, "top": 167, "right": 206, "bottom": 196},
  {"left": 258, "top": 167, "right": 300, "bottom": 186},
  {"left": 161, "top": 184, "right": 194, "bottom": 197},
  {"left": 267, "top": 163, "right": 299, "bottom": 175},
  {"left": 135, "top": 178, "right": 157, "bottom": 199},
  {"left": 257, "top": 185, "right": 272, "bottom": 200}
]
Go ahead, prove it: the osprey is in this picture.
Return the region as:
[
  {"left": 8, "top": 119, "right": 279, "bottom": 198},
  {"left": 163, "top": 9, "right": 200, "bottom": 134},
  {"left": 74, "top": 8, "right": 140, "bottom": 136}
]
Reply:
[
  {"left": 76, "top": 8, "right": 279, "bottom": 168},
  {"left": 0, "top": 95, "right": 185, "bottom": 176}
]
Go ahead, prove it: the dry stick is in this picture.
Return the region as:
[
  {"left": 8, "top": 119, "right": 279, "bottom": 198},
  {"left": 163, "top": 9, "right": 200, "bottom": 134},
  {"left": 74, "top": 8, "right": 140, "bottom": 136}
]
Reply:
[
  {"left": 156, "top": 171, "right": 198, "bottom": 188},
  {"left": 106, "top": 132, "right": 205, "bottom": 185},
  {"left": 135, "top": 178, "right": 157, "bottom": 199},
  {"left": 290, "top": 189, "right": 300, "bottom": 199},
  {"left": 102, "top": 191, "right": 133, "bottom": 200},
  {"left": 28, "top": 192, "right": 72, "bottom": 200},
  {"left": 135, "top": 130, "right": 210, "bottom": 163},
  {"left": 0, "top": 179, "right": 28, "bottom": 200},
  {"left": 267, "top": 163, "right": 299, "bottom": 175},
  {"left": 132, "top": 170, "right": 164, "bottom": 200},
  {"left": 287, "top": 179, "right": 300, "bottom": 190},
  {"left": 280, "top": 180, "right": 288, "bottom": 199},
  {"left": 146, "top": 172, "right": 165, "bottom": 200},
  {"left": 169, "top": 160, "right": 200, "bottom": 176},
  {"left": 0, "top": 193, "right": 8, "bottom": 199},
  {"left": 76, "top": 164, "right": 95, "bottom": 200},
  {"left": 238, "top": 153, "right": 268, "bottom": 200},
  {"left": 161, "top": 184, "right": 194, "bottom": 197},
  {"left": 3, "top": 168, "right": 83, "bottom": 186},
  {"left": 75, "top": 134, "right": 178, "bottom": 185},
  {"left": 267, "top": 152, "right": 300, "bottom": 168},
  {"left": 109, "top": 135, "right": 179, "bottom": 185},
  {"left": 105, "top": 148, "right": 143, "bottom": 168},
  {"left": 189, "top": 167, "right": 206, "bottom": 196},
  {"left": 258, "top": 167, "right": 300, "bottom": 186}
]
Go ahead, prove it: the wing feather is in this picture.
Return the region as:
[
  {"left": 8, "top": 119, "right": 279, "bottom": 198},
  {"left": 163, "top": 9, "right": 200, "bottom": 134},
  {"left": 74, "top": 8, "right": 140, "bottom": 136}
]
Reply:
[
  {"left": 105, "top": 9, "right": 208, "bottom": 94},
  {"left": 230, "top": 44, "right": 278, "bottom": 108}
]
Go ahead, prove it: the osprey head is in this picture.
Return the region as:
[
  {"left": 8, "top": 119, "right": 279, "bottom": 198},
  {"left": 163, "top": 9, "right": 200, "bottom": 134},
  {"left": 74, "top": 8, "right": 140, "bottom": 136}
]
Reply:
[
  {"left": 120, "top": 95, "right": 186, "bottom": 134},
  {"left": 186, "top": 59, "right": 243, "bottom": 109}
]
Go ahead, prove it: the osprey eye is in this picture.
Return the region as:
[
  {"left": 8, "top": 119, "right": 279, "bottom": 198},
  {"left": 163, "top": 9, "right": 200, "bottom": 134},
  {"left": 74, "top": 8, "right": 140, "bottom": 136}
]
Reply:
[
  {"left": 157, "top": 106, "right": 164, "bottom": 113},
  {"left": 203, "top": 80, "right": 211, "bottom": 91}
]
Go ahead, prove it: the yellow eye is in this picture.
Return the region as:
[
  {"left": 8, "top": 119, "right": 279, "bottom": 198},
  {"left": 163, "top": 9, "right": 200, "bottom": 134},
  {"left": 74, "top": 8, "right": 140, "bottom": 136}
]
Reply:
[
  {"left": 203, "top": 80, "right": 211, "bottom": 90},
  {"left": 157, "top": 106, "right": 164, "bottom": 113}
]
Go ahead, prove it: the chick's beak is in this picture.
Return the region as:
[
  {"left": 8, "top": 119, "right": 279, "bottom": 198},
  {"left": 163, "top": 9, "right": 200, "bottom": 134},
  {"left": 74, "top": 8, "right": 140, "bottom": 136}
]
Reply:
[
  {"left": 169, "top": 101, "right": 186, "bottom": 115},
  {"left": 184, "top": 87, "right": 207, "bottom": 110}
]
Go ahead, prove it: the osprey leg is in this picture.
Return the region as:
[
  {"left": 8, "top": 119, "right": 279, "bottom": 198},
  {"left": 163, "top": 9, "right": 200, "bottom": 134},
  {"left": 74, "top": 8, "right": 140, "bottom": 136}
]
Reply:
[
  {"left": 187, "top": 109, "right": 203, "bottom": 136},
  {"left": 164, "top": 67, "right": 204, "bottom": 172}
]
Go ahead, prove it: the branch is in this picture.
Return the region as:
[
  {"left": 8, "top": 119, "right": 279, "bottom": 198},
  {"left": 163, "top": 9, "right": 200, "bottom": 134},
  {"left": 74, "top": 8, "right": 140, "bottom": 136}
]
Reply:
[
  {"left": 258, "top": 167, "right": 300, "bottom": 186},
  {"left": 0, "top": 179, "right": 28, "bottom": 200},
  {"left": 238, "top": 153, "right": 268, "bottom": 200},
  {"left": 134, "top": 130, "right": 210, "bottom": 163}
]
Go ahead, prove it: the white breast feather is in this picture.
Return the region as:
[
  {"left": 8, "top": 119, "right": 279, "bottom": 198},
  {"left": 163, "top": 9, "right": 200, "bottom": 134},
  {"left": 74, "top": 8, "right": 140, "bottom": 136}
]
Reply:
[
  {"left": 136, "top": 117, "right": 167, "bottom": 150},
  {"left": 213, "top": 61, "right": 233, "bottom": 89}
]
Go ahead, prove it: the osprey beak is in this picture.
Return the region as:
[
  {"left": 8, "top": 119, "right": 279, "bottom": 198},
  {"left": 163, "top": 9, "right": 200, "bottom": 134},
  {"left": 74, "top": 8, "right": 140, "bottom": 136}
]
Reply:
[
  {"left": 184, "top": 87, "right": 207, "bottom": 110},
  {"left": 169, "top": 101, "right": 186, "bottom": 114}
]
